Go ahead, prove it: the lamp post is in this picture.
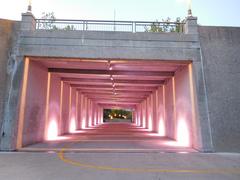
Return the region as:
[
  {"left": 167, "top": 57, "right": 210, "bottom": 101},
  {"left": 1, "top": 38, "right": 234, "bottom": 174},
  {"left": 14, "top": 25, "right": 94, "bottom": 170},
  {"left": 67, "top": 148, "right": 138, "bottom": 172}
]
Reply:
[
  {"left": 188, "top": 0, "right": 192, "bottom": 16},
  {"left": 27, "top": 0, "right": 32, "bottom": 12}
]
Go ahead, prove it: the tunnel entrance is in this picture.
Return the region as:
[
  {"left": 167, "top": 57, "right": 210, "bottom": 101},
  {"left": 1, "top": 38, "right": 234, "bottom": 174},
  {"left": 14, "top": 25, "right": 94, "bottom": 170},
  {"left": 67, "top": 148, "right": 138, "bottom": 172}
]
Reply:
[{"left": 17, "top": 57, "right": 199, "bottom": 152}]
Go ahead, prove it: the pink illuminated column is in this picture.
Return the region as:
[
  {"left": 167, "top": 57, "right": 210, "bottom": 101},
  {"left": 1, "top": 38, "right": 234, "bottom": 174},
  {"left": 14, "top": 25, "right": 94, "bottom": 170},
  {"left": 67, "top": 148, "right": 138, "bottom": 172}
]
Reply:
[
  {"left": 141, "top": 100, "right": 147, "bottom": 128},
  {"left": 134, "top": 107, "right": 137, "bottom": 125},
  {"left": 45, "top": 74, "right": 61, "bottom": 140},
  {"left": 96, "top": 107, "right": 100, "bottom": 124},
  {"left": 157, "top": 86, "right": 166, "bottom": 136},
  {"left": 81, "top": 96, "right": 88, "bottom": 129},
  {"left": 147, "top": 96, "right": 153, "bottom": 131},
  {"left": 76, "top": 92, "right": 82, "bottom": 130},
  {"left": 174, "top": 66, "right": 193, "bottom": 147},
  {"left": 94, "top": 104, "right": 97, "bottom": 126},
  {"left": 139, "top": 104, "right": 143, "bottom": 127},
  {"left": 152, "top": 91, "right": 158, "bottom": 133},
  {"left": 136, "top": 105, "right": 140, "bottom": 126},
  {"left": 145, "top": 98, "right": 149, "bottom": 129},
  {"left": 60, "top": 82, "right": 70, "bottom": 135},
  {"left": 165, "top": 78, "right": 176, "bottom": 139},
  {"left": 100, "top": 107, "right": 103, "bottom": 124},
  {"left": 69, "top": 87, "right": 77, "bottom": 133},
  {"left": 97, "top": 106, "right": 102, "bottom": 125},
  {"left": 90, "top": 102, "right": 94, "bottom": 126},
  {"left": 86, "top": 98, "right": 90, "bottom": 128}
]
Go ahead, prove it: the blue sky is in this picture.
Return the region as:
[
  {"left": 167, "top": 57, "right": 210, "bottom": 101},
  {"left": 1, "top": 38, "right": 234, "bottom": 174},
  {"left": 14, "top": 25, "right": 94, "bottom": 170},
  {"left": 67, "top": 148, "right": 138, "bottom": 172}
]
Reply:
[{"left": 0, "top": 0, "right": 239, "bottom": 27}]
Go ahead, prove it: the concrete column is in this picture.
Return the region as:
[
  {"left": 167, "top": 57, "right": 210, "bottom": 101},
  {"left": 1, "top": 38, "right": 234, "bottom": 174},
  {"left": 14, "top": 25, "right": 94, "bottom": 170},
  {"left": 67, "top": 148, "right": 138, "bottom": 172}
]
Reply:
[
  {"left": 86, "top": 99, "right": 90, "bottom": 127},
  {"left": 60, "top": 82, "right": 70, "bottom": 134},
  {"left": 138, "top": 105, "right": 141, "bottom": 126},
  {"left": 184, "top": 16, "right": 198, "bottom": 35},
  {"left": 139, "top": 104, "right": 143, "bottom": 127},
  {"left": 100, "top": 107, "right": 103, "bottom": 124},
  {"left": 146, "top": 98, "right": 149, "bottom": 129},
  {"left": 69, "top": 87, "right": 77, "bottom": 133},
  {"left": 91, "top": 101, "right": 94, "bottom": 126},
  {"left": 152, "top": 91, "right": 158, "bottom": 133},
  {"left": 132, "top": 110, "right": 136, "bottom": 124},
  {"left": 157, "top": 86, "right": 165, "bottom": 136},
  {"left": 97, "top": 106, "right": 100, "bottom": 125},
  {"left": 147, "top": 96, "right": 153, "bottom": 132},
  {"left": 21, "top": 12, "right": 36, "bottom": 31},
  {"left": 136, "top": 105, "right": 140, "bottom": 126},
  {"left": 165, "top": 79, "right": 176, "bottom": 139},
  {"left": 78, "top": 93, "right": 84, "bottom": 129},
  {"left": 76, "top": 92, "right": 81, "bottom": 130},
  {"left": 92, "top": 103, "right": 95, "bottom": 126},
  {"left": 93, "top": 103, "right": 97, "bottom": 126},
  {"left": 81, "top": 96, "right": 87, "bottom": 129},
  {"left": 45, "top": 74, "right": 61, "bottom": 139},
  {"left": 142, "top": 100, "right": 147, "bottom": 128}
]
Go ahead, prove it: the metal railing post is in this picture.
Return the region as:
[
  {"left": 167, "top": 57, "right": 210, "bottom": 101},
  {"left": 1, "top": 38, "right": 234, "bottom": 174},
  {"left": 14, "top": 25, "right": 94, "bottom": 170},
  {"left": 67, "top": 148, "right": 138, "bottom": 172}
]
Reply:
[{"left": 83, "top": 20, "right": 85, "bottom": 31}]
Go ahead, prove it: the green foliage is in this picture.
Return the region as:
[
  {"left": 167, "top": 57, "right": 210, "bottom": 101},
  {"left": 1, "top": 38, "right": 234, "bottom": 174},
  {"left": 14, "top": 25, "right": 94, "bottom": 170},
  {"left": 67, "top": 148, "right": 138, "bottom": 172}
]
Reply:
[
  {"left": 63, "top": 25, "right": 76, "bottom": 30},
  {"left": 146, "top": 17, "right": 184, "bottom": 33}
]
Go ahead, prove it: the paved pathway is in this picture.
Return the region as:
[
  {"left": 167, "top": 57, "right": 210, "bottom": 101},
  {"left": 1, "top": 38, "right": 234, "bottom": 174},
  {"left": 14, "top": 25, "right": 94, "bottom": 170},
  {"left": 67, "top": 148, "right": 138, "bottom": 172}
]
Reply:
[
  {"left": 0, "top": 152, "right": 240, "bottom": 180},
  {"left": 1, "top": 122, "right": 238, "bottom": 179},
  {"left": 22, "top": 122, "right": 195, "bottom": 153}
]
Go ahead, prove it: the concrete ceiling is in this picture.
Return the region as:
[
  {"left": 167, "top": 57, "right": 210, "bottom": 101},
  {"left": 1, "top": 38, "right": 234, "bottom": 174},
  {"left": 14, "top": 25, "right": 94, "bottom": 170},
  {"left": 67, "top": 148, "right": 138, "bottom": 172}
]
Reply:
[{"left": 32, "top": 57, "right": 190, "bottom": 109}]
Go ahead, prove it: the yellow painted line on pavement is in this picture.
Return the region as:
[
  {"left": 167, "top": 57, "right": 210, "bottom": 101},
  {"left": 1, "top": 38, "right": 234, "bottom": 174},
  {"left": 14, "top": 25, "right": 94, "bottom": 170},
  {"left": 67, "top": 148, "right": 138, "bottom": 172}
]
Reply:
[{"left": 57, "top": 148, "right": 240, "bottom": 174}]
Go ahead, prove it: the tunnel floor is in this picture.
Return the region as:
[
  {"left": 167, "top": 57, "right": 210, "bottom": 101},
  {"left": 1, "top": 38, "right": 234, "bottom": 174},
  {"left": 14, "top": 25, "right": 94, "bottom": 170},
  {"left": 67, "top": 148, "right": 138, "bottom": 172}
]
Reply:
[{"left": 21, "top": 122, "right": 196, "bottom": 153}]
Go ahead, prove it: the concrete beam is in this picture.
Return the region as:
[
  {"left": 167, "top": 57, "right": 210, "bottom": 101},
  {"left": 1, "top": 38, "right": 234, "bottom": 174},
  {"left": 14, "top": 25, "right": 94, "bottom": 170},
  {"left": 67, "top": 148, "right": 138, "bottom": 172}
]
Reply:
[{"left": 49, "top": 68, "right": 174, "bottom": 77}]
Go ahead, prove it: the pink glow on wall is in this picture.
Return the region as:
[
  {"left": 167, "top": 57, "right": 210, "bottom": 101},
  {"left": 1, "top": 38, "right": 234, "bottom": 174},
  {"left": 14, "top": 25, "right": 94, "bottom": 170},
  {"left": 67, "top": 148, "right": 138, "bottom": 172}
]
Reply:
[
  {"left": 46, "top": 119, "right": 58, "bottom": 140},
  {"left": 148, "top": 116, "right": 153, "bottom": 131},
  {"left": 142, "top": 116, "right": 146, "bottom": 128},
  {"left": 94, "top": 115, "right": 97, "bottom": 126},
  {"left": 176, "top": 118, "right": 190, "bottom": 146},
  {"left": 88, "top": 115, "right": 92, "bottom": 127},
  {"left": 158, "top": 117, "right": 165, "bottom": 136},
  {"left": 69, "top": 117, "right": 76, "bottom": 133},
  {"left": 136, "top": 112, "right": 140, "bottom": 126},
  {"left": 82, "top": 117, "right": 86, "bottom": 129}
]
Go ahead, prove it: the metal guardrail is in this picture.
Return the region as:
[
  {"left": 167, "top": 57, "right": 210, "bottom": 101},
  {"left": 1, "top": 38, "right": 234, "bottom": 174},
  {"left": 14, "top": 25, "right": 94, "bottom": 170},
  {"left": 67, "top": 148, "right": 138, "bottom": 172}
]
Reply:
[{"left": 35, "top": 19, "right": 185, "bottom": 33}]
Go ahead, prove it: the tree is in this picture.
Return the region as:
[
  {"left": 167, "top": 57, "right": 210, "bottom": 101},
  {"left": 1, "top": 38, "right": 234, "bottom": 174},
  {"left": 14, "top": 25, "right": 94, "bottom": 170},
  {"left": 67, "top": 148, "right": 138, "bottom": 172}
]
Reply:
[
  {"left": 40, "top": 12, "right": 57, "bottom": 30},
  {"left": 39, "top": 12, "right": 76, "bottom": 30}
]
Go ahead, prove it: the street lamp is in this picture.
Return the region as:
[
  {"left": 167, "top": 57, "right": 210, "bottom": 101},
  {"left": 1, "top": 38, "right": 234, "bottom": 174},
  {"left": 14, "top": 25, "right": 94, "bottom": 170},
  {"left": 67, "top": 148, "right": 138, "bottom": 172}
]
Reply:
[
  {"left": 188, "top": 0, "right": 192, "bottom": 16},
  {"left": 27, "top": 0, "right": 32, "bottom": 12}
]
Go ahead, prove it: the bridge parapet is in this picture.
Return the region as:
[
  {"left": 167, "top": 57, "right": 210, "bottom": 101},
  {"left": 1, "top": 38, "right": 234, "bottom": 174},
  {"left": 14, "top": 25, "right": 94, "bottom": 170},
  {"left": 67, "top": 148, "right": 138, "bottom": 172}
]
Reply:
[{"left": 21, "top": 12, "right": 198, "bottom": 35}]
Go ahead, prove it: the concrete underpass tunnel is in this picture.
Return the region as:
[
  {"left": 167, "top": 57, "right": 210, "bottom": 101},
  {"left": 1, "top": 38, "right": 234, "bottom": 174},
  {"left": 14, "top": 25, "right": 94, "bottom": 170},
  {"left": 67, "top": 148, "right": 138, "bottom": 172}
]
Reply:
[{"left": 17, "top": 57, "right": 200, "bottom": 151}]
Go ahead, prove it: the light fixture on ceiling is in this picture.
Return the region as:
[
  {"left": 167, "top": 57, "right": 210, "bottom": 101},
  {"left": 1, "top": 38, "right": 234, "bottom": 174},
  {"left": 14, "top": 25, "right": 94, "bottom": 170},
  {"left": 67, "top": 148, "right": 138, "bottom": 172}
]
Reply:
[{"left": 108, "top": 60, "right": 113, "bottom": 70}]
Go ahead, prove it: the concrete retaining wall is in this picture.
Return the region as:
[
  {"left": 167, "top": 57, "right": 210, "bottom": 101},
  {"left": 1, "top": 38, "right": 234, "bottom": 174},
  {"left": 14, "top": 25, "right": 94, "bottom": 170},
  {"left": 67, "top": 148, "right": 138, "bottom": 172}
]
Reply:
[
  {"left": 199, "top": 26, "right": 240, "bottom": 152},
  {"left": 0, "top": 19, "right": 20, "bottom": 150}
]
